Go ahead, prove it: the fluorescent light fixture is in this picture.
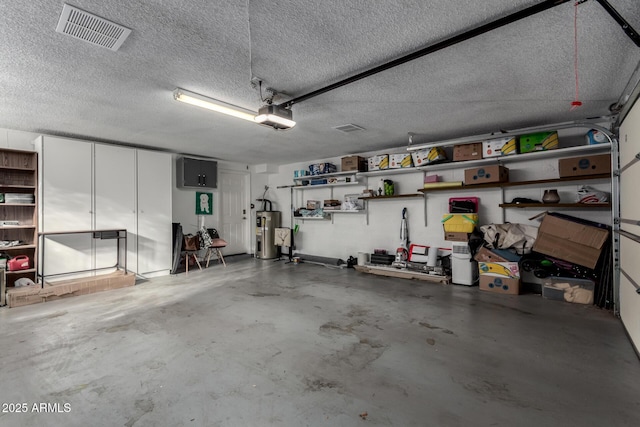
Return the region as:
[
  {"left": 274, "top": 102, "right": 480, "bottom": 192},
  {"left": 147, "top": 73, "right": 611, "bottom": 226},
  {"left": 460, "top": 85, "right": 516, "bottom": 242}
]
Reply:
[
  {"left": 255, "top": 104, "right": 296, "bottom": 130},
  {"left": 173, "top": 88, "right": 256, "bottom": 122}
]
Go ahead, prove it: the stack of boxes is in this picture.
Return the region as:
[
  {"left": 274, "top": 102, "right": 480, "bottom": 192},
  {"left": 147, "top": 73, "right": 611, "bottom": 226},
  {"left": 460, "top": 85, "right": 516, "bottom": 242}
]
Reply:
[
  {"left": 474, "top": 247, "right": 522, "bottom": 295},
  {"left": 442, "top": 197, "right": 479, "bottom": 242},
  {"left": 451, "top": 131, "right": 559, "bottom": 163}
]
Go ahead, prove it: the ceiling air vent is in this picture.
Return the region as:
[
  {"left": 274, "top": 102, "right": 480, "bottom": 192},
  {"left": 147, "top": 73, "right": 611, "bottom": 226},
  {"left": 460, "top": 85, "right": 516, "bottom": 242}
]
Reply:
[
  {"left": 333, "top": 124, "right": 365, "bottom": 133},
  {"left": 55, "top": 4, "right": 131, "bottom": 51}
]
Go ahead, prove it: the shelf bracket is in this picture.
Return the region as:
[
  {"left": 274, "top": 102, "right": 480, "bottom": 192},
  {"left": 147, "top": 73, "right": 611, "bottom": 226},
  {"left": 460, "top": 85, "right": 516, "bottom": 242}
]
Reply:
[{"left": 424, "top": 194, "right": 428, "bottom": 227}]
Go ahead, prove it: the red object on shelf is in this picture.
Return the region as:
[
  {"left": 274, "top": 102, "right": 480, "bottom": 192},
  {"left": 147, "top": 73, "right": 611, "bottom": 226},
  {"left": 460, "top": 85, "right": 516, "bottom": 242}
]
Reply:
[{"left": 8, "top": 255, "right": 30, "bottom": 271}]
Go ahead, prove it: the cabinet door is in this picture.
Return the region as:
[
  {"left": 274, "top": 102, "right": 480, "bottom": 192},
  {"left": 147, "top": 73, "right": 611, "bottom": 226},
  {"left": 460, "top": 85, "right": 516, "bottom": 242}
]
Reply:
[
  {"left": 38, "top": 136, "right": 93, "bottom": 278},
  {"left": 199, "top": 159, "right": 218, "bottom": 188},
  {"left": 137, "top": 149, "right": 172, "bottom": 275},
  {"left": 94, "top": 144, "right": 137, "bottom": 273},
  {"left": 181, "top": 157, "right": 202, "bottom": 187}
]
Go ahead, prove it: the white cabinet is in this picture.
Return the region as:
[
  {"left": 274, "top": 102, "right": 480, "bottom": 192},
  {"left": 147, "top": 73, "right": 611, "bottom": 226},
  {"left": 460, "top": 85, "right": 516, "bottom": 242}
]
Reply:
[
  {"left": 36, "top": 136, "right": 172, "bottom": 279},
  {"left": 37, "top": 136, "right": 93, "bottom": 278},
  {"left": 94, "top": 144, "right": 137, "bottom": 273},
  {"left": 137, "top": 149, "right": 172, "bottom": 276}
]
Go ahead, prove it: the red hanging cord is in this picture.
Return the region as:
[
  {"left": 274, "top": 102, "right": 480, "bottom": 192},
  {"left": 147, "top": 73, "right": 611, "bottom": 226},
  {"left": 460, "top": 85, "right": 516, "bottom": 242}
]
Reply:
[{"left": 571, "top": 1, "right": 582, "bottom": 110}]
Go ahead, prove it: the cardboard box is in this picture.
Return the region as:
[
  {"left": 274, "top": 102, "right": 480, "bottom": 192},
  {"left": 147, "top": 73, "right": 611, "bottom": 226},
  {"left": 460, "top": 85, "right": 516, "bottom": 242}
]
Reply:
[
  {"left": 464, "top": 165, "right": 509, "bottom": 185},
  {"left": 442, "top": 214, "right": 478, "bottom": 233},
  {"left": 341, "top": 155, "right": 367, "bottom": 172},
  {"left": 482, "top": 137, "right": 518, "bottom": 158},
  {"left": 543, "top": 277, "right": 595, "bottom": 305},
  {"left": 479, "top": 261, "right": 520, "bottom": 278},
  {"left": 479, "top": 275, "right": 521, "bottom": 295},
  {"left": 558, "top": 154, "right": 611, "bottom": 178},
  {"left": 474, "top": 247, "right": 510, "bottom": 263},
  {"left": 532, "top": 214, "right": 609, "bottom": 269},
  {"left": 519, "top": 131, "right": 558, "bottom": 153},
  {"left": 306, "top": 200, "right": 321, "bottom": 209},
  {"left": 411, "top": 147, "right": 446, "bottom": 167},
  {"left": 389, "top": 153, "right": 413, "bottom": 169},
  {"left": 444, "top": 231, "right": 469, "bottom": 242},
  {"left": 368, "top": 154, "right": 389, "bottom": 171},
  {"left": 6, "top": 271, "right": 135, "bottom": 308},
  {"left": 453, "top": 143, "right": 483, "bottom": 161}
]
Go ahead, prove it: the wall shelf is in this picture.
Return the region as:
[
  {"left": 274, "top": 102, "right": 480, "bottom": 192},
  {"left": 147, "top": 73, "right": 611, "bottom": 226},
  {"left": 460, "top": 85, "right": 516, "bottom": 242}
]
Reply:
[
  {"left": 418, "top": 173, "right": 610, "bottom": 193},
  {"left": 359, "top": 194, "right": 423, "bottom": 200},
  {"left": 353, "top": 142, "right": 612, "bottom": 178},
  {"left": 499, "top": 203, "right": 611, "bottom": 209},
  {"left": 294, "top": 216, "right": 330, "bottom": 221},
  {"left": 293, "top": 182, "right": 361, "bottom": 190}
]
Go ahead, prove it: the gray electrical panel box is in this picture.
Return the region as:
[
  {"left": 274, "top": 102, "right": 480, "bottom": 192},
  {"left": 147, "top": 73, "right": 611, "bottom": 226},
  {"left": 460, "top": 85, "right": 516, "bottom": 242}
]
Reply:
[{"left": 176, "top": 157, "right": 217, "bottom": 189}]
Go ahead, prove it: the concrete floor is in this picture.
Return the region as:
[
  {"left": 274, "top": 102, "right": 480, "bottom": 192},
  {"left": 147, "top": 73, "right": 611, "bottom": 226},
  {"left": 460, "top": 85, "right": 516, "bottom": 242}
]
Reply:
[{"left": 0, "top": 257, "right": 639, "bottom": 427}]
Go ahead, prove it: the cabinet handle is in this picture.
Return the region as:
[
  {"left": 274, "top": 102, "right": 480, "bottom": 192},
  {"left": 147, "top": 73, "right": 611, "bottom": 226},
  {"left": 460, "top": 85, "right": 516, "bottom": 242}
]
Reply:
[{"left": 202, "top": 174, "right": 206, "bottom": 186}]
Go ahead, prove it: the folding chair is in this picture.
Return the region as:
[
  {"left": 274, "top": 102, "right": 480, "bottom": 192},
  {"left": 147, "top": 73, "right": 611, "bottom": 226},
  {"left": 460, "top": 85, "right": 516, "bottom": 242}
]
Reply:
[
  {"left": 183, "top": 234, "right": 202, "bottom": 274},
  {"left": 204, "top": 228, "right": 228, "bottom": 267}
]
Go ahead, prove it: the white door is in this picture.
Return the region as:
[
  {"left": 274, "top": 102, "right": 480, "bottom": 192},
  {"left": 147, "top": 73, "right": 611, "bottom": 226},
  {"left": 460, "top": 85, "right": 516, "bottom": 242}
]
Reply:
[
  {"left": 94, "top": 144, "right": 137, "bottom": 273},
  {"left": 618, "top": 100, "right": 640, "bottom": 352},
  {"left": 220, "top": 169, "right": 249, "bottom": 255},
  {"left": 137, "top": 149, "right": 172, "bottom": 276},
  {"left": 37, "top": 136, "right": 93, "bottom": 279}
]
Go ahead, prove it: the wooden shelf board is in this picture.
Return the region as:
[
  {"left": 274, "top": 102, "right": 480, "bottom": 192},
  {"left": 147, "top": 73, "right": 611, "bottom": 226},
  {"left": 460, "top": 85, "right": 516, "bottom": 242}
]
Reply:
[
  {"left": 0, "top": 166, "right": 36, "bottom": 172},
  {"left": 0, "top": 203, "right": 36, "bottom": 207},
  {"left": 6, "top": 268, "right": 36, "bottom": 275},
  {"left": 359, "top": 194, "right": 423, "bottom": 200},
  {"left": 418, "top": 173, "right": 610, "bottom": 193},
  {"left": 0, "top": 225, "right": 36, "bottom": 229},
  {"left": 0, "top": 244, "right": 36, "bottom": 250},
  {"left": 499, "top": 203, "right": 611, "bottom": 208},
  {"left": 0, "top": 185, "right": 36, "bottom": 189}
]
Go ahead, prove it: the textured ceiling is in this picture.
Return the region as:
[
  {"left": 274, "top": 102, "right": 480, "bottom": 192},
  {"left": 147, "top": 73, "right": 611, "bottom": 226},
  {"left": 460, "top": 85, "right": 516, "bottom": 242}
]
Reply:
[{"left": 0, "top": 0, "right": 639, "bottom": 165}]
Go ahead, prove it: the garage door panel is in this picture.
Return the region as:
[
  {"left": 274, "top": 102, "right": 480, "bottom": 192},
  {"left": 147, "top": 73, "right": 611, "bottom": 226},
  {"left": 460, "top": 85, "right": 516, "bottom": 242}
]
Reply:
[
  {"left": 619, "top": 98, "right": 640, "bottom": 354},
  {"left": 619, "top": 158, "right": 640, "bottom": 236}
]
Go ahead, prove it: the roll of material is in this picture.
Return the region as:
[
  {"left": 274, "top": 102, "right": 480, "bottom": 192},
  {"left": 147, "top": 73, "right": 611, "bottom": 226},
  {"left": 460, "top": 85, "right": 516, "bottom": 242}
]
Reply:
[
  {"left": 358, "top": 252, "right": 369, "bottom": 265},
  {"left": 427, "top": 247, "right": 438, "bottom": 267}
]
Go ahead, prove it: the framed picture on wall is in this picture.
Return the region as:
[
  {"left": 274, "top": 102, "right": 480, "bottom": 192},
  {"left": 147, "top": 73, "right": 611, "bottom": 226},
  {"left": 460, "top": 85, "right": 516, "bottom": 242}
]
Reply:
[{"left": 196, "top": 192, "right": 213, "bottom": 215}]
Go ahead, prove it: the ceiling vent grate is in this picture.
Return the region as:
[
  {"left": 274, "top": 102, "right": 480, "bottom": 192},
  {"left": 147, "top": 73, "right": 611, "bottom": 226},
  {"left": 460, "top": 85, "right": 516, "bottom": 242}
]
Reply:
[
  {"left": 55, "top": 4, "right": 131, "bottom": 51},
  {"left": 333, "top": 124, "right": 365, "bottom": 133}
]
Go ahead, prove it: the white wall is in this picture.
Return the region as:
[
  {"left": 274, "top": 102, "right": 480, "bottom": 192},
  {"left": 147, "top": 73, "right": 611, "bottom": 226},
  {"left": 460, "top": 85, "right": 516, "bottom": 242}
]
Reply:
[
  {"left": 171, "top": 156, "right": 251, "bottom": 244},
  {"left": 264, "top": 132, "right": 613, "bottom": 261}
]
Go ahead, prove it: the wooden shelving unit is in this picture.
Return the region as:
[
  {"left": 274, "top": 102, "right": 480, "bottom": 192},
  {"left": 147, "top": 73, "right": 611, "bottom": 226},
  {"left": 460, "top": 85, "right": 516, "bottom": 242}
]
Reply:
[
  {"left": 0, "top": 148, "right": 38, "bottom": 293},
  {"left": 418, "top": 173, "right": 610, "bottom": 193}
]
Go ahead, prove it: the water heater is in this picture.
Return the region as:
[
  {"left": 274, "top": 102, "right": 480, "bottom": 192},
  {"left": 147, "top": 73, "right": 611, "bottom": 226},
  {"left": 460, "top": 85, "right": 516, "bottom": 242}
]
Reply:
[
  {"left": 255, "top": 211, "right": 281, "bottom": 259},
  {"left": 451, "top": 242, "right": 478, "bottom": 286}
]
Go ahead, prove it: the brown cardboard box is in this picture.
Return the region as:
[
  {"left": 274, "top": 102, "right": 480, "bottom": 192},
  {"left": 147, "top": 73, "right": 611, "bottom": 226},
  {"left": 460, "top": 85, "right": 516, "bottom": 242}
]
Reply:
[
  {"left": 444, "top": 231, "right": 469, "bottom": 242},
  {"left": 532, "top": 214, "right": 609, "bottom": 269},
  {"left": 479, "top": 275, "right": 521, "bottom": 295},
  {"left": 474, "top": 247, "right": 510, "bottom": 263},
  {"left": 341, "top": 155, "right": 367, "bottom": 172},
  {"left": 6, "top": 271, "right": 135, "bottom": 308},
  {"left": 453, "top": 143, "right": 483, "bottom": 161},
  {"left": 464, "top": 165, "right": 509, "bottom": 185},
  {"left": 558, "top": 154, "right": 611, "bottom": 178}
]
